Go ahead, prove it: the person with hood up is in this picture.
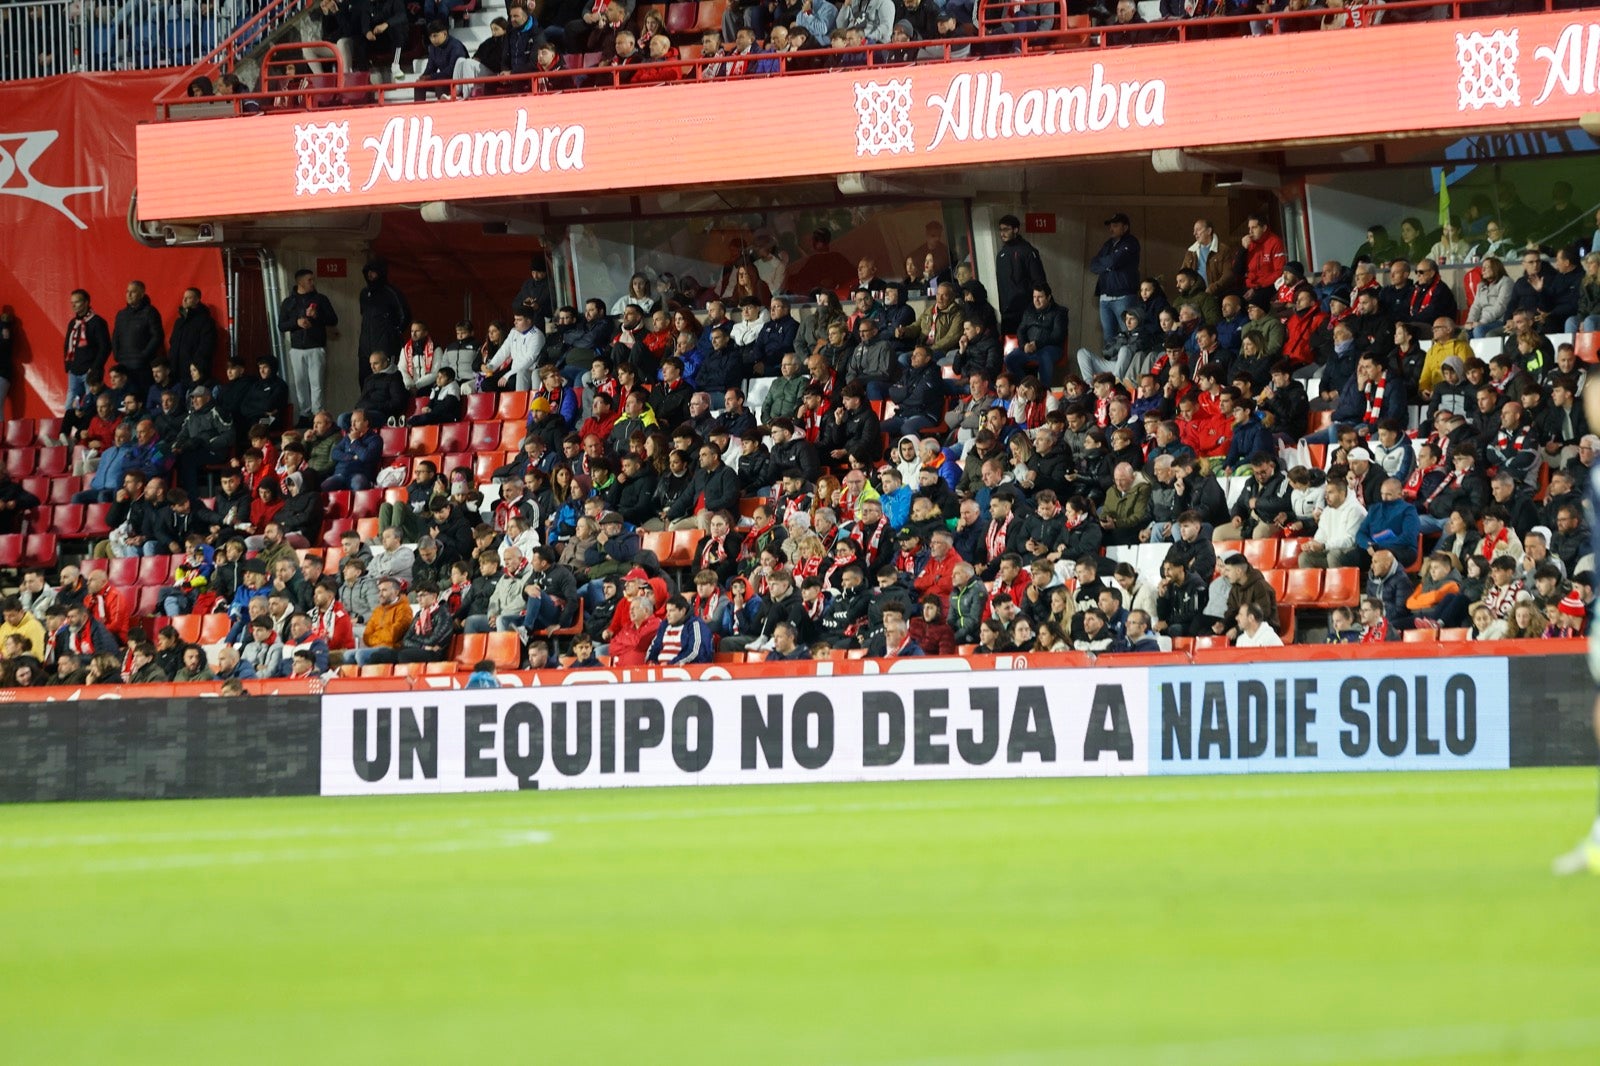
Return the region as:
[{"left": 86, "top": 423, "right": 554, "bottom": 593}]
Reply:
[
  {"left": 357, "top": 258, "right": 410, "bottom": 385},
  {"left": 111, "top": 279, "right": 164, "bottom": 396}
]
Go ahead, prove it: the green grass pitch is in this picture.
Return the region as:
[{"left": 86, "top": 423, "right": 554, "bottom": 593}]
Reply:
[{"left": 5, "top": 770, "right": 1600, "bottom": 1064}]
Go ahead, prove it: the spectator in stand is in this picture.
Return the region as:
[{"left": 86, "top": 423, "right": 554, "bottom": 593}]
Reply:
[
  {"left": 1233, "top": 601, "right": 1283, "bottom": 648},
  {"left": 354, "top": 578, "right": 412, "bottom": 665},
  {"left": 416, "top": 21, "right": 468, "bottom": 100},
  {"left": 111, "top": 280, "right": 164, "bottom": 397},
  {"left": 277, "top": 269, "right": 338, "bottom": 426},
  {"left": 357, "top": 259, "right": 409, "bottom": 385},
  {"left": 63, "top": 288, "right": 112, "bottom": 415},
  {"left": 1088, "top": 212, "right": 1140, "bottom": 346},
  {"left": 167, "top": 287, "right": 218, "bottom": 388},
  {"left": 993, "top": 214, "right": 1049, "bottom": 335},
  {"left": 1239, "top": 214, "right": 1286, "bottom": 307}
]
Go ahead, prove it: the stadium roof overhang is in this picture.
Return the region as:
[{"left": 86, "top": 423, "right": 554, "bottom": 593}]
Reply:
[{"left": 135, "top": 10, "right": 1600, "bottom": 233}]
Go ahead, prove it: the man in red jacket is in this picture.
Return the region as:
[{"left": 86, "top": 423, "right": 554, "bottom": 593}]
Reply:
[
  {"left": 1241, "top": 214, "right": 1286, "bottom": 304},
  {"left": 912, "top": 530, "right": 962, "bottom": 610},
  {"left": 85, "top": 569, "right": 130, "bottom": 645}
]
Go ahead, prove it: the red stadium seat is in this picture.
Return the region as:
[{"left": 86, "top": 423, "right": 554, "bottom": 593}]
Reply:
[
  {"left": 383, "top": 487, "right": 407, "bottom": 507},
  {"left": 1276, "top": 606, "right": 1296, "bottom": 644},
  {"left": 137, "top": 555, "right": 171, "bottom": 586},
  {"left": 468, "top": 422, "right": 502, "bottom": 452},
  {"left": 440, "top": 452, "right": 471, "bottom": 475},
  {"left": 1214, "top": 539, "right": 1244, "bottom": 560},
  {"left": 1314, "top": 567, "right": 1360, "bottom": 608},
  {"left": 665, "top": 1, "right": 697, "bottom": 33},
  {"left": 4, "top": 419, "right": 35, "bottom": 447},
  {"left": 199, "top": 614, "right": 233, "bottom": 644},
  {"left": 35, "top": 448, "right": 68, "bottom": 476},
  {"left": 1576, "top": 332, "right": 1600, "bottom": 365},
  {"left": 81, "top": 503, "right": 114, "bottom": 538},
  {"left": 1193, "top": 635, "right": 1228, "bottom": 650},
  {"left": 496, "top": 392, "right": 529, "bottom": 421},
  {"left": 52, "top": 505, "right": 86, "bottom": 539},
  {"left": 438, "top": 423, "right": 471, "bottom": 453},
  {"left": 322, "top": 491, "right": 352, "bottom": 520},
  {"left": 350, "top": 489, "right": 384, "bottom": 518},
  {"left": 169, "top": 615, "right": 203, "bottom": 644},
  {"left": 1276, "top": 538, "right": 1305, "bottom": 568},
  {"left": 378, "top": 426, "right": 407, "bottom": 455},
  {"left": 466, "top": 392, "right": 498, "bottom": 422},
  {"left": 0, "top": 534, "right": 20, "bottom": 568},
  {"left": 107, "top": 556, "right": 140, "bottom": 587},
  {"left": 356, "top": 517, "right": 381, "bottom": 540},
  {"left": 21, "top": 476, "right": 50, "bottom": 504},
  {"left": 134, "top": 586, "right": 163, "bottom": 616},
  {"left": 322, "top": 519, "right": 355, "bottom": 548},
  {"left": 5, "top": 449, "right": 35, "bottom": 480},
  {"left": 498, "top": 421, "right": 527, "bottom": 452},
  {"left": 694, "top": 0, "right": 726, "bottom": 32},
  {"left": 474, "top": 452, "right": 506, "bottom": 481},
  {"left": 484, "top": 631, "right": 522, "bottom": 669},
  {"left": 1402, "top": 627, "right": 1438, "bottom": 642},
  {"left": 455, "top": 633, "right": 488, "bottom": 669},
  {"left": 22, "top": 534, "right": 57, "bottom": 568},
  {"left": 1243, "top": 539, "right": 1278, "bottom": 572},
  {"left": 405, "top": 426, "right": 439, "bottom": 456},
  {"left": 48, "top": 478, "right": 77, "bottom": 506},
  {"left": 36, "top": 419, "right": 62, "bottom": 446},
  {"left": 1438, "top": 627, "right": 1470, "bottom": 642},
  {"left": 1282, "top": 568, "right": 1322, "bottom": 606}
]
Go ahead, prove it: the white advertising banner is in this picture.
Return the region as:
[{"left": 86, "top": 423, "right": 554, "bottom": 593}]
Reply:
[{"left": 319, "top": 667, "right": 1151, "bottom": 795}]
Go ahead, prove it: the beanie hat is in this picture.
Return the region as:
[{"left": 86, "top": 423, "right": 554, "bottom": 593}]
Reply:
[{"left": 1560, "top": 590, "right": 1586, "bottom": 619}]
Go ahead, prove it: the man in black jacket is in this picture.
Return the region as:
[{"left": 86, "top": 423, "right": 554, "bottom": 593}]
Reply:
[
  {"left": 662, "top": 443, "right": 741, "bottom": 530},
  {"left": 354, "top": 352, "right": 411, "bottom": 425},
  {"left": 819, "top": 382, "right": 884, "bottom": 467},
  {"left": 112, "top": 279, "right": 164, "bottom": 396},
  {"left": 357, "top": 259, "right": 409, "bottom": 386},
  {"left": 64, "top": 289, "right": 112, "bottom": 410},
  {"left": 238, "top": 355, "right": 292, "bottom": 440},
  {"left": 276, "top": 269, "right": 339, "bottom": 425},
  {"left": 994, "top": 214, "right": 1050, "bottom": 335},
  {"left": 884, "top": 344, "right": 945, "bottom": 437},
  {"left": 1008, "top": 284, "right": 1069, "bottom": 386},
  {"left": 168, "top": 288, "right": 219, "bottom": 387}
]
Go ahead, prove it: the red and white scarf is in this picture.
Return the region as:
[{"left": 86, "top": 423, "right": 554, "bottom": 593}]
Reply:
[
  {"left": 1480, "top": 526, "right": 1510, "bottom": 563},
  {"left": 1362, "top": 372, "right": 1387, "bottom": 426},
  {"left": 985, "top": 512, "right": 1013, "bottom": 561}
]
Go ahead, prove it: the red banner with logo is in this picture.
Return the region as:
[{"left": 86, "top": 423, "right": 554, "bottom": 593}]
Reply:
[
  {"left": 137, "top": 13, "right": 1600, "bottom": 221},
  {"left": 1, "top": 71, "right": 225, "bottom": 418}
]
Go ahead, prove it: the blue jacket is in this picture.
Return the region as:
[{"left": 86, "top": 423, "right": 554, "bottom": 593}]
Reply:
[
  {"left": 420, "top": 35, "right": 467, "bottom": 83},
  {"left": 878, "top": 486, "right": 911, "bottom": 529},
  {"left": 1355, "top": 498, "right": 1421, "bottom": 560},
  {"left": 1089, "top": 235, "right": 1140, "bottom": 299},
  {"left": 1224, "top": 417, "right": 1276, "bottom": 470},
  {"left": 753, "top": 316, "right": 799, "bottom": 368},
  {"left": 126, "top": 439, "right": 172, "bottom": 476},
  {"left": 330, "top": 429, "right": 383, "bottom": 482},
  {"left": 647, "top": 616, "right": 714, "bottom": 664},
  {"left": 88, "top": 443, "right": 139, "bottom": 492}
]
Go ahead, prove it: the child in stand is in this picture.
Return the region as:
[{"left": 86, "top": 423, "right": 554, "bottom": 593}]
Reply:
[{"left": 1326, "top": 606, "right": 1362, "bottom": 643}]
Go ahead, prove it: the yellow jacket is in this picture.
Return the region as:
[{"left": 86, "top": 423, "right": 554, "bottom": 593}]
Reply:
[
  {"left": 0, "top": 614, "right": 46, "bottom": 659},
  {"left": 363, "top": 600, "right": 413, "bottom": 649}
]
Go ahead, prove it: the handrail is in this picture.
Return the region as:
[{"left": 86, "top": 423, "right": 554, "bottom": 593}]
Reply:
[{"left": 155, "top": 0, "right": 1549, "bottom": 121}]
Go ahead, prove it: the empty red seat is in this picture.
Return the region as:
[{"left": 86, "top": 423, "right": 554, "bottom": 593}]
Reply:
[
  {"left": 169, "top": 615, "right": 203, "bottom": 645},
  {"left": 137, "top": 555, "right": 171, "bottom": 586},
  {"left": 81, "top": 503, "right": 114, "bottom": 537},
  {"left": 5, "top": 449, "right": 35, "bottom": 479},
  {"left": 199, "top": 614, "right": 233, "bottom": 644},
  {"left": 3, "top": 419, "right": 35, "bottom": 448},
  {"left": 134, "top": 586, "right": 163, "bottom": 615},
  {"left": 350, "top": 488, "right": 383, "bottom": 518},
  {"left": 406, "top": 426, "right": 439, "bottom": 456},
  {"left": 21, "top": 476, "right": 50, "bottom": 503},
  {"left": 469, "top": 422, "right": 501, "bottom": 452},
  {"left": 466, "top": 392, "right": 497, "bottom": 422},
  {"left": 34, "top": 448, "right": 68, "bottom": 476},
  {"left": 48, "top": 478, "right": 77, "bottom": 505},
  {"left": 52, "top": 505, "right": 86, "bottom": 538},
  {"left": 0, "top": 534, "right": 23, "bottom": 568},
  {"left": 35, "top": 419, "right": 62, "bottom": 445},
  {"left": 438, "top": 422, "right": 471, "bottom": 453},
  {"left": 22, "top": 534, "right": 56, "bottom": 570},
  {"left": 378, "top": 426, "right": 407, "bottom": 455},
  {"left": 322, "top": 490, "right": 351, "bottom": 520},
  {"left": 665, "top": 0, "right": 697, "bottom": 32},
  {"left": 107, "top": 556, "right": 140, "bottom": 586}
]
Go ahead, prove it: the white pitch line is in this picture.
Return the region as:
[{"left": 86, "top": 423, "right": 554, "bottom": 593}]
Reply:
[
  {"left": 0, "top": 830, "right": 551, "bottom": 878},
  {"left": 859, "top": 1016, "right": 1600, "bottom": 1066}
]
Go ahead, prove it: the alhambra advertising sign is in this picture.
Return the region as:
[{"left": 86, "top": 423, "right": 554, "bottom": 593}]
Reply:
[{"left": 137, "top": 12, "right": 1600, "bottom": 221}]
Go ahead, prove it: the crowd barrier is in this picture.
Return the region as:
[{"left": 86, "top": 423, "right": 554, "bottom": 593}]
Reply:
[{"left": 1, "top": 645, "right": 1592, "bottom": 803}]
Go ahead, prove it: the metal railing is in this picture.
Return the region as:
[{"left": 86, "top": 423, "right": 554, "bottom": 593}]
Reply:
[
  {"left": 147, "top": 0, "right": 1565, "bottom": 119},
  {"left": 0, "top": 0, "right": 281, "bottom": 82}
]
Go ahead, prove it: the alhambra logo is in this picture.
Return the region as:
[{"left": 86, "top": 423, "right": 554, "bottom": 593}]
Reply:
[
  {"left": 854, "top": 66, "right": 1167, "bottom": 157},
  {"left": 294, "top": 110, "right": 585, "bottom": 197},
  {"left": 1456, "top": 22, "right": 1600, "bottom": 110},
  {"left": 0, "top": 130, "right": 102, "bottom": 228}
]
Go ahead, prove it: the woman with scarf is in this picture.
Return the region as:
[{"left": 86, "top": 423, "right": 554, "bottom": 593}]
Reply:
[{"left": 693, "top": 511, "right": 744, "bottom": 584}]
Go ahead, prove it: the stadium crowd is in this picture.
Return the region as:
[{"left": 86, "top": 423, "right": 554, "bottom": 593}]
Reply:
[
  {"left": 1, "top": 182, "right": 1598, "bottom": 687},
  {"left": 155, "top": 0, "right": 1550, "bottom": 100}
]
